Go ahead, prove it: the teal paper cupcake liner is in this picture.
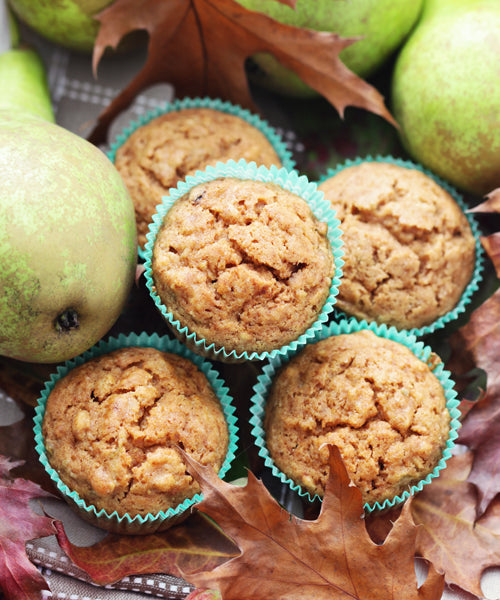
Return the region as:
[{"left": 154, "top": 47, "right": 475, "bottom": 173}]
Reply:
[
  {"left": 317, "top": 154, "right": 484, "bottom": 337},
  {"left": 249, "top": 317, "right": 461, "bottom": 513},
  {"left": 107, "top": 96, "right": 296, "bottom": 260},
  {"left": 143, "top": 158, "right": 344, "bottom": 363},
  {"left": 34, "top": 332, "right": 239, "bottom": 535}
]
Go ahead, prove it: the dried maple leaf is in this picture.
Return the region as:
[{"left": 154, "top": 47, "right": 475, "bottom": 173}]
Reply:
[
  {"left": 412, "top": 452, "right": 500, "bottom": 598},
  {"left": 54, "top": 512, "right": 238, "bottom": 585},
  {"left": 0, "top": 455, "right": 58, "bottom": 600},
  {"left": 88, "top": 0, "right": 396, "bottom": 144},
  {"left": 179, "top": 445, "right": 444, "bottom": 600}
]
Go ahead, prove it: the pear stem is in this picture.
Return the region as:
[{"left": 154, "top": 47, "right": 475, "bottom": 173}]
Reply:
[{"left": 55, "top": 309, "right": 80, "bottom": 333}]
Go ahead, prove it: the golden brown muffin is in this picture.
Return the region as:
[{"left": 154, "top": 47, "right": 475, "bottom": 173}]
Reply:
[
  {"left": 151, "top": 177, "right": 335, "bottom": 355},
  {"left": 318, "top": 161, "right": 476, "bottom": 330},
  {"left": 264, "top": 329, "right": 451, "bottom": 505},
  {"left": 42, "top": 346, "right": 229, "bottom": 517},
  {"left": 114, "top": 108, "right": 283, "bottom": 249}
]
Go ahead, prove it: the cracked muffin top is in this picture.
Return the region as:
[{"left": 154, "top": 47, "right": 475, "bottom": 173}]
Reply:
[
  {"left": 264, "top": 329, "right": 451, "bottom": 505},
  {"left": 42, "top": 346, "right": 229, "bottom": 517},
  {"left": 318, "top": 161, "right": 476, "bottom": 330},
  {"left": 151, "top": 177, "right": 335, "bottom": 355},
  {"left": 114, "top": 107, "right": 283, "bottom": 249}
]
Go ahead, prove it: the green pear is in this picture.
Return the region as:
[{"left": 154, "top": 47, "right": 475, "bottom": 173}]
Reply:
[
  {"left": 391, "top": 0, "right": 500, "bottom": 196},
  {"left": 0, "top": 1, "right": 54, "bottom": 121},
  {"left": 0, "top": 47, "right": 54, "bottom": 121},
  {"left": 238, "top": 0, "right": 423, "bottom": 97},
  {"left": 7, "top": 0, "right": 114, "bottom": 53},
  {"left": 0, "top": 111, "right": 137, "bottom": 363},
  {"left": 5, "top": 0, "right": 20, "bottom": 47}
]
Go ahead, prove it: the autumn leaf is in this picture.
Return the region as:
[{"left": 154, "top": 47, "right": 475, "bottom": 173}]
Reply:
[
  {"left": 185, "top": 589, "right": 221, "bottom": 600},
  {"left": 54, "top": 512, "right": 238, "bottom": 586},
  {"left": 412, "top": 451, "right": 500, "bottom": 598},
  {"left": 447, "top": 231, "right": 500, "bottom": 514},
  {"left": 0, "top": 400, "right": 58, "bottom": 494},
  {"left": 468, "top": 187, "right": 500, "bottom": 214},
  {"left": 480, "top": 233, "right": 500, "bottom": 278},
  {"left": 467, "top": 190, "right": 500, "bottom": 275},
  {"left": 88, "top": 0, "right": 395, "bottom": 144},
  {"left": 179, "top": 445, "right": 444, "bottom": 600},
  {"left": 0, "top": 455, "right": 58, "bottom": 600},
  {"left": 0, "top": 356, "right": 50, "bottom": 408},
  {"left": 456, "top": 368, "right": 500, "bottom": 515},
  {"left": 443, "top": 228, "right": 500, "bottom": 514}
]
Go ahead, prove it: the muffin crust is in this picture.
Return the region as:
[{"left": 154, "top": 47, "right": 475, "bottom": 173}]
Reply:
[
  {"left": 152, "top": 177, "right": 335, "bottom": 354},
  {"left": 115, "top": 108, "right": 283, "bottom": 248},
  {"left": 42, "top": 347, "right": 229, "bottom": 517},
  {"left": 318, "top": 162, "right": 476, "bottom": 329},
  {"left": 264, "top": 330, "right": 451, "bottom": 504}
]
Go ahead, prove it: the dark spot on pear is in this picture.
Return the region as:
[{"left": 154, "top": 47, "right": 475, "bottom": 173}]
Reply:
[{"left": 55, "top": 309, "right": 80, "bottom": 333}]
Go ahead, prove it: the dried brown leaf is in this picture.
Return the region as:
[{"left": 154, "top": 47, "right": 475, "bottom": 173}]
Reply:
[
  {"left": 185, "top": 589, "right": 221, "bottom": 600},
  {"left": 468, "top": 188, "right": 500, "bottom": 214},
  {"left": 413, "top": 452, "right": 500, "bottom": 597},
  {"left": 450, "top": 287, "right": 500, "bottom": 514},
  {"left": 180, "top": 446, "right": 444, "bottom": 600},
  {"left": 481, "top": 232, "right": 500, "bottom": 278},
  {"left": 88, "top": 0, "right": 395, "bottom": 144},
  {"left": 55, "top": 512, "right": 238, "bottom": 586}
]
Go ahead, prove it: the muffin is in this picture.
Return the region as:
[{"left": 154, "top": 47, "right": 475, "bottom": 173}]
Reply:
[
  {"left": 112, "top": 102, "right": 291, "bottom": 250},
  {"left": 40, "top": 345, "right": 230, "bottom": 523},
  {"left": 258, "top": 326, "right": 456, "bottom": 508},
  {"left": 318, "top": 159, "right": 479, "bottom": 332},
  {"left": 150, "top": 172, "right": 337, "bottom": 359}
]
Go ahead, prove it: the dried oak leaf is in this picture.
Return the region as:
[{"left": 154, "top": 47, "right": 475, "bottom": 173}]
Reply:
[
  {"left": 0, "top": 455, "right": 58, "bottom": 600},
  {"left": 468, "top": 187, "right": 500, "bottom": 214},
  {"left": 468, "top": 190, "right": 500, "bottom": 275},
  {"left": 449, "top": 285, "right": 500, "bottom": 514},
  {"left": 185, "top": 589, "right": 221, "bottom": 600},
  {"left": 445, "top": 227, "right": 500, "bottom": 515},
  {"left": 179, "top": 445, "right": 444, "bottom": 600},
  {"left": 54, "top": 512, "right": 238, "bottom": 586},
  {"left": 412, "top": 452, "right": 500, "bottom": 598},
  {"left": 480, "top": 232, "right": 500, "bottom": 278},
  {"left": 88, "top": 0, "right": 396, "bottom": 144}
]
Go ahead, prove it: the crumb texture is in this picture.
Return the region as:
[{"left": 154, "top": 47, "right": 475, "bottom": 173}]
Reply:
[
  {"left": 318, "top": 162, "right": 476, "bottom": 329},
  {"left": 42, "top": 346, "right": 229, "bottom": 517},
  {"left": 264, "top": 330, "right": 450, "bottom": 504},
  {"left": 115, "top": 108, "right": 282, "bottom": 248},
  {"left": 152, "top": 177, "right": 334, "bottom": 354}
]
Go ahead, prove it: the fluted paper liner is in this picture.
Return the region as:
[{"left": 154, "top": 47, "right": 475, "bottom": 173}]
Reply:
[
  {"left": 317, "top": 155, "right": 484, "bottom": 337},
  {"left": 249, "top": 317, "right": 461, "bottom": 513},
  {"left": 34, "top": 332, "right": 239, "bottom": 535},
  {"left": 107, "top": 96, "right": 296, "bottom": 259},
  {"left": 143, "top": 158, "right": 344, "bottom": 363}
]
